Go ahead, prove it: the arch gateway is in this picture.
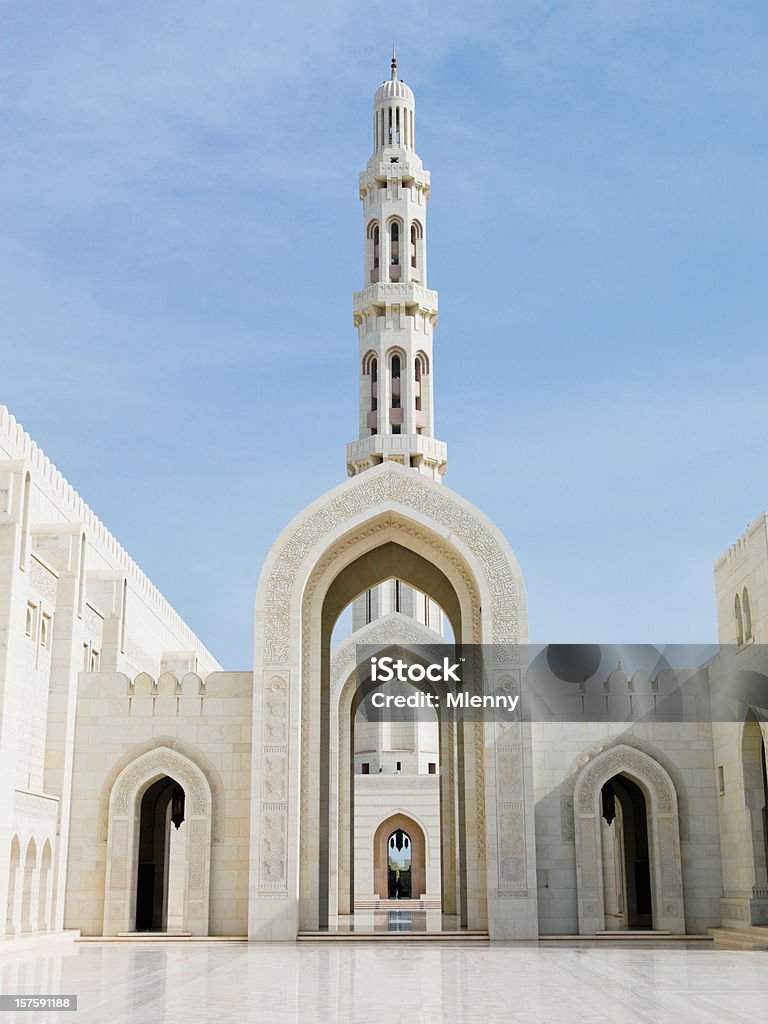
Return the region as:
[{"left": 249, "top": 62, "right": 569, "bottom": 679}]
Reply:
[{"left": 249, "top": 464, "right": 536, "bottom": 939}]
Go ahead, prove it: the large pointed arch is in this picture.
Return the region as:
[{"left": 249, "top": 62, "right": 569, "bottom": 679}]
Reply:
[{"left": 250, "top": 461, "right": 534, "bottom": 940}]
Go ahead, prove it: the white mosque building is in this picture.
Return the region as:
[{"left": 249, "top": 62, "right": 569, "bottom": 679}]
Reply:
[{"left": 1, "top": 58, "right": 767, "bottom": 945}]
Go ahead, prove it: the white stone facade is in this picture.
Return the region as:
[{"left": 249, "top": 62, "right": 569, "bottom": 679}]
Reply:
[{"left": 1, "top": 61, "right": 767, "bottom": 944}]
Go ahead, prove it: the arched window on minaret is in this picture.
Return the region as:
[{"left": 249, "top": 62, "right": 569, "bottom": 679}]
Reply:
[
  {"left": 391, "top": 353, "right": 401, "bottom": 410},
  {"left": 735, "top": 593, "right": 744, "bottom": 645},
  {"left": 415, "top": 352, "right": 429, "bottom": 413},
  {"left": 389, "top": 220, "right": 400, "bottom": 281},
  {"left": 743, "top": 587, "right": 753, "bottom": 641},
  {"left": 367, "top": 221, "right": 380, "bottom": 284},
  {"left": 410, "top": 221, "right": 423, "bottom": 282},
  {"left": 363, "top": 352, "right": 378, "bottom": 435},
  {"left": 389, "top": 351, "right": 403, "bottom": 433}
]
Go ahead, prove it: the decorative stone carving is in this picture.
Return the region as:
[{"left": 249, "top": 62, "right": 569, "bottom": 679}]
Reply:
[
  {"left": 263, "top": 467, "right": 522, "bottom": 666},
  {"left": 113, "top": 749, "right": 207, "bottom": 816},
  {"left": 561, "top": 793, "right": 575, "bottom": 842},
  {"left": 263, "top": 756, "right": 287, "bottom": 801},
  {"left": 261, "top": 811, "right": 287, "bottom": 887},
  {"left": 29, "top": 556, "right": 57, "bottom": 601},
  {"left": 189, "top": 820, "right": 207, "bottom": 890},
  {"left": 264, "top": 677, "right": 288, "bottom": 745},
  {"left": 578, "top": 747, "right": 673, "bottom": 815}
]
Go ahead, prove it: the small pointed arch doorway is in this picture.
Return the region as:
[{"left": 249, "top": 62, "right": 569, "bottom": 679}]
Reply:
[
  {"left": 573, "top": 743, "right": 685, "bottom": 934},
  {"left": 373, "top": 813, "right": 427, "bottom": 901},
  {"left": 104, "top": 746, "right": 212, "bottom": 936}
]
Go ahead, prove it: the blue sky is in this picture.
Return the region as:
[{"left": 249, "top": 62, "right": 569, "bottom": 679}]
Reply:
[{"left": 2, "top": 1, "right": 767, "bottom": 667}]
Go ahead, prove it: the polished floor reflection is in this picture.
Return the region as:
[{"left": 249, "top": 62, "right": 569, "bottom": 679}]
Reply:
[{"left": 1, "top": 940, "right": 767, "bottom": 1023}]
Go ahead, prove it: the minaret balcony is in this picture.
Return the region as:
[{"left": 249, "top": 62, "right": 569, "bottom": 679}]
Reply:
[
  {"left": 346, "top": 433, "right": 447, "bottom": 471},
  {"left": 360, "top": 162, "right": 430, "bottom": 194},
  {"left": 353, "top": 281, "right": 438, "bottom": 318}
]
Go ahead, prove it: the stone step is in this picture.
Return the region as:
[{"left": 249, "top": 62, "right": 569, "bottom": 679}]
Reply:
[
  {"left": 353, "top": 899, "right": 441, "bottom": 911},
  {"left": 541, "top": 933, "right": 710, "bottom": 942},
  {"left": 297, "top": 930, "right": 489, "bottom": 942},
  {"left": 708, "top": 926, "right": 768, "bottom": 951},
  {"left": 595, "top": 929, "right": 671, "bottom": 938},
  {"left": 80, "top": 934, "right": 247, "bottom": 943}
]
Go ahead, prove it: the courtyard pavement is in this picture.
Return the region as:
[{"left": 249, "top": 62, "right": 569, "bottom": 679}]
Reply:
[{"left": 0, "top": 939, "right": 766, "bottom": 1023}]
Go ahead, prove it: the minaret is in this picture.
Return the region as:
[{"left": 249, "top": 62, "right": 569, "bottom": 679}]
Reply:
[{"left": 346, "top": 56, "right": 447, "bottom": 481}]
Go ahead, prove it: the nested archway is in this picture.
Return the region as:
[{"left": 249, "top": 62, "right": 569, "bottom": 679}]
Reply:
[
  {"left": 330, "top": 617, "right": 448, "bottom": 918},
  {"left": 103, "top": 746, "right": 212, "bottom": 936},
  {"left": 251, "top": 462, "right": 535, "bottom": 940},
  {"left": 573, "top": 744, "right": 685, "bottom": 935},
  {"left": 373, "top": 813, "right": 427, "bottom": 900},
  {"left": 308, "top": 538, "right": 474, "bottom": 931}
]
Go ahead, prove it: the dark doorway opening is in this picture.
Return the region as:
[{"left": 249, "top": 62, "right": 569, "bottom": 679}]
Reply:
[
  {"left": 387, "top": 828, "right": 412, "bottom": 899},
  {"left": 135, "top": 776, "right": 184, "bottom": 931},
  {"left": 601, "top": 774, "right": 652, "bottom": 929}
]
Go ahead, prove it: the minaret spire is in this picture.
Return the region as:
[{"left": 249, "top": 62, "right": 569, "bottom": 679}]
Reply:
[{"left": 345, "top": 68, "right": 447, "bottom": 481}]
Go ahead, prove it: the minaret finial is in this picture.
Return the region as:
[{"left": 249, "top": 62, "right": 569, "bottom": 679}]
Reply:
[{"left": 391, "top": 39, "right": 397, "bottom": 80}]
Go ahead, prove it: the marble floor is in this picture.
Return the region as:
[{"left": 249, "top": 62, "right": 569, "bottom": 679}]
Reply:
[{"left": 1, "top": 940, "right": 766, "bottom": 1023}]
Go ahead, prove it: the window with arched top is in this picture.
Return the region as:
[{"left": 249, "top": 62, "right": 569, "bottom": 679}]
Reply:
[
  {"left": 410, "top": 221, "right": 423, "bottom": 272},
  {"left": 362, "top": 351, "right": 376, "bottom": 375},
  {"left": 735, "top": 593, "right": 744, "bottom": 646},
  {"left": 743, "top": 587, "right": 753, "bottom": 641},
  {"left": 414, "top": 352, "right": 429, "bottom": 412},
  {"left": 367, "top": 221, "right": 380, "bottom": 283},
  {"left": 388, "top": 220, "right": 402, "bottom": 281},
  {"left": 362, "top": 352, "right": 378, "bottom": 425},
  {"left": 391, "top": 354, "right": 401, "bottom": 379}
]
